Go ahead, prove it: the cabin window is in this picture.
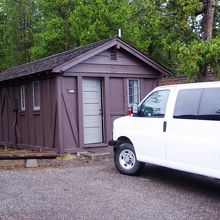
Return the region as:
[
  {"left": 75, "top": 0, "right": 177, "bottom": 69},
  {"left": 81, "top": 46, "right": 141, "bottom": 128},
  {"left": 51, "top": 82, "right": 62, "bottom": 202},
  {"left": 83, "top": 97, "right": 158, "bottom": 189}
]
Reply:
[
  {"left": 32, "top": 81, "right": 40, "bottom": 111},
  {"left": 128, "top": 79, "right": 140, "bottom": 107},
  {"left": 110, "top": 50, "right": 117, "bottom": 60},
  {"left": 20, "top": 85, "right": 26, "bottom": 111}
]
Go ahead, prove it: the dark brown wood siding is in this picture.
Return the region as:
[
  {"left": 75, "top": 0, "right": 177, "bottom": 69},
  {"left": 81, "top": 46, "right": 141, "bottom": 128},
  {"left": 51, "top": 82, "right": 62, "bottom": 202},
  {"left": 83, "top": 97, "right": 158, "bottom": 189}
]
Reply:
[
  {"left": 0, "top": 86, "right": 16, "bottom": 147},
  {"left": 59, "top": 77, "right": 79, "bottom": 153},
  {"left": 0, "top": 77, "right": 60, "bottom": 152},
  {"left": 0, "top": 47, "right": 163, "bottom": 153},
  {"left": 60, "top": 48, "right": 161, "bottom": 151},
  {"left": 66, "top": 49, "right": 159, "bottom": 77}
]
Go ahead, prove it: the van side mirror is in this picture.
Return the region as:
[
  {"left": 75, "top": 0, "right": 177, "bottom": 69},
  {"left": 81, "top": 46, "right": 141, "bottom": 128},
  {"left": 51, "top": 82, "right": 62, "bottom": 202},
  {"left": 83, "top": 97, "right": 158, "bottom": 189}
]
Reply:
[{"left": 131, "top": 103, "right": 138, "bottom": 114}]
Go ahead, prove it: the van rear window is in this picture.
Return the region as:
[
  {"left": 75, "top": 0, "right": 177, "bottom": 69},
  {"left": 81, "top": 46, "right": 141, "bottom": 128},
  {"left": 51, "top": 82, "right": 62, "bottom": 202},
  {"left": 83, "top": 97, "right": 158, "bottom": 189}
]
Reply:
[
  {"left": 173, "top": 89, "right": 202, "bottom": 119},
  {"left": 174, "top": 88, "right": 220, "bottom": 121},
  {"left": 198, "top": 88, "right": 220, "bottom": 121}
]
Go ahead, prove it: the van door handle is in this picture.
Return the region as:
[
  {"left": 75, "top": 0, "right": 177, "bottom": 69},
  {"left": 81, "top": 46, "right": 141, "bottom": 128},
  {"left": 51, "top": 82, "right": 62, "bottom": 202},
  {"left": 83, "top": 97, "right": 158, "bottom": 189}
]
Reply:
[{"left": 163, "top": 121, "right": 167, "bottom": 132}]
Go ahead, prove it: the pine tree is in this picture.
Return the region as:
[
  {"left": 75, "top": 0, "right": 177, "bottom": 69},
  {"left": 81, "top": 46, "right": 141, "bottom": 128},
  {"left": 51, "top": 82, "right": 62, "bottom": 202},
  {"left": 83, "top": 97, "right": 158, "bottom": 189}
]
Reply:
[
  {"left": 31, "top": 0, "right": 80, "bottom": 59},
  {"left": 0, "top": 0, "right": 38, "bottom": 71}
]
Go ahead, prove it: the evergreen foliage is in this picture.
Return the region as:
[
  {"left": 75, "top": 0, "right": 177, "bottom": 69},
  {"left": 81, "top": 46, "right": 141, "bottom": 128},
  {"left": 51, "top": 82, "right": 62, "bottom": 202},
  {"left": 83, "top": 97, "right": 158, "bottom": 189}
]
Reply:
[{"left": 0, "top": 0, "right": 220, "bottom": 80}]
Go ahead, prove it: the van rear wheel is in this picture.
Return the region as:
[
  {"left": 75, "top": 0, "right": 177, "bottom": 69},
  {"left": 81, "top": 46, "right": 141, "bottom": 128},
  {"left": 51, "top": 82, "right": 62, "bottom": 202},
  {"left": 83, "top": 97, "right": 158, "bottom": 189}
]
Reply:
[{"left": 114, "top": 142, "right": 144, "bottom": 175}]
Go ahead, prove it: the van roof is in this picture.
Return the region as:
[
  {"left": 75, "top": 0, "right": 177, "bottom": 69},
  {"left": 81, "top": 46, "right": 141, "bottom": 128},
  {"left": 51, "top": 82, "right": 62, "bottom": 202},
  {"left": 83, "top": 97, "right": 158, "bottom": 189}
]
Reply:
[{"left": 156, "top": 81, "right": 220, "bottom": 90}]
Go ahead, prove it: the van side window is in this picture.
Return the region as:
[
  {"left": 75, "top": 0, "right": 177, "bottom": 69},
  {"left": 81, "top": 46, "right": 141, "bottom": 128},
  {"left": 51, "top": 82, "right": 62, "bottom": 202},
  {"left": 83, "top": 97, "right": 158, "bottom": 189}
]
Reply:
[
  {"left": 198, "top": 88, "right": 220, "bottom": 121},
  {"left": 138, "top": 90, "right": 170, "bottom": 117},
  {"left": 173, "top": 89, "right": 202, "bottom": 119}
]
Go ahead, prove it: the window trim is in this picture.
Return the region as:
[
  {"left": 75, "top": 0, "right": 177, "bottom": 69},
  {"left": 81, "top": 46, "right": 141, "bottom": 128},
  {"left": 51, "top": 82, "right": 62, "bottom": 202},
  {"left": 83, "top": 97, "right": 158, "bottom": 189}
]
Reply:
[
  {"left": 127, "top": 78, "right": 140, "bottom": 107},
  {"left": 20, "top": 84, "right": 26, "bottom": 111},
  {"left": 32, "top": 81, "right": 40, "bottom": 111}
]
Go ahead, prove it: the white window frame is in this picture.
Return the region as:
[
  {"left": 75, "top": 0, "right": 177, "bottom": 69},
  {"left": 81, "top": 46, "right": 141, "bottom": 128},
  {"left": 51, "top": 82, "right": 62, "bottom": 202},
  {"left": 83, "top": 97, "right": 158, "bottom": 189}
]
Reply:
[
  {"left": 20, "top": 85, "right": 26, "bottom": 111},
  {"left": 128, "top": 79, "right": 140, "bottom": 107},
  {"left": 32, "top": 81, "right": 40, "bottom": 111}
]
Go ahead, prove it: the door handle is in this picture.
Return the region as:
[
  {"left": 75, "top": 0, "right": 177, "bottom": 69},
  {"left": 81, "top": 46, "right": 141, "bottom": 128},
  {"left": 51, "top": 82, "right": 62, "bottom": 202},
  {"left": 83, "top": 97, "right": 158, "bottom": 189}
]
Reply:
[{"left": 163, "top": 121, "right": 167, "bottom": 132}]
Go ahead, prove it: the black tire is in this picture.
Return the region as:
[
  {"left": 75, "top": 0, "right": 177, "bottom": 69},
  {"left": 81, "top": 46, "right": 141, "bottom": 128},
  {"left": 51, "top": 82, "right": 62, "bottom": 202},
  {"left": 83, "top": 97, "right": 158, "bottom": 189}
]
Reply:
[{"left": 114, "top": 142, "right": 144, "bottom": 175}]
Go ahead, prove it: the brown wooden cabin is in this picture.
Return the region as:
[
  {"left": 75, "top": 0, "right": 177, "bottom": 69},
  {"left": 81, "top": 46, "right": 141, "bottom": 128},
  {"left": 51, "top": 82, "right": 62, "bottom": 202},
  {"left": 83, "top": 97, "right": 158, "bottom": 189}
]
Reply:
[{"left": 0, "top": 37, "right": 171, "bottom": 154}]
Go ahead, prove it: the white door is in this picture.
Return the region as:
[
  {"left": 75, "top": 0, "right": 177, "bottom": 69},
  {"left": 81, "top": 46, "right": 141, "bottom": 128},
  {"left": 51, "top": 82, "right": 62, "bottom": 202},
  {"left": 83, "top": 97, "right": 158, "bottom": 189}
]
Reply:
[{"left": 83, "top": 78, "right": 103, "bottom": 144}]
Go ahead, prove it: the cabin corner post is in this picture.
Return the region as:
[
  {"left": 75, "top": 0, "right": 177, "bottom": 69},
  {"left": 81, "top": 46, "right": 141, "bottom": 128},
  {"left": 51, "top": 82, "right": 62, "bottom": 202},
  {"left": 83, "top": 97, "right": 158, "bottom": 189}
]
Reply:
[{"left": 56, "top": 76, "right": 64, "bottom": 154}]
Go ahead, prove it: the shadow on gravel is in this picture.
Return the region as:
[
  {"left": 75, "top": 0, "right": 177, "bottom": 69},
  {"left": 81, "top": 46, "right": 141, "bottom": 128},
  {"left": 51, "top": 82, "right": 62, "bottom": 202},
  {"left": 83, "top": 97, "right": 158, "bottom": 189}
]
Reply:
[{"left": 139, "top": 163, "right": 220, "bottom": 199}]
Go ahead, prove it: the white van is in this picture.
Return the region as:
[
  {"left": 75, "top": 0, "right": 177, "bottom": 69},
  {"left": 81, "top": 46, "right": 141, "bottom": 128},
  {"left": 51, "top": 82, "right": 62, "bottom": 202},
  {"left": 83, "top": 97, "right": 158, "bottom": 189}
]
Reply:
[{"left": 109, "top": 81, "right": 220, "bottom": 179}]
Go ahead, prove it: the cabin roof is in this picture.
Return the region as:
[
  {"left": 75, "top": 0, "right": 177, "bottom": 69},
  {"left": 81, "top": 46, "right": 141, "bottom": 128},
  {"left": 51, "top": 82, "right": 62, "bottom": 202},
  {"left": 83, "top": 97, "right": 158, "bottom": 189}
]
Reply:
[{"left": 0, "top": 37, "right": 171, "bottom": 82}]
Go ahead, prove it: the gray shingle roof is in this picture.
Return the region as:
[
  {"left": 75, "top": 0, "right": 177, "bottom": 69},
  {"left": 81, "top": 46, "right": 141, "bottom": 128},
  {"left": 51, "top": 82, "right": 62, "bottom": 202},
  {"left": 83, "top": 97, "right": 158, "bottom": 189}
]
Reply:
[
  {"left": 0, "top": 36, "right": 171, "bottom": 82},
  {"left": 0, "top": 37, "right": 115, "bottom": 82}
]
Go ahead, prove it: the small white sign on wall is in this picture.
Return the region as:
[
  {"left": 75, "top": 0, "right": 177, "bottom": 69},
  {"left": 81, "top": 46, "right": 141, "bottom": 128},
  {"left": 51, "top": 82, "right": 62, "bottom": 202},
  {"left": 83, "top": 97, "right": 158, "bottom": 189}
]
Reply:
[{"left": 67, "top": 89, "right": 75, "bottom": 94}]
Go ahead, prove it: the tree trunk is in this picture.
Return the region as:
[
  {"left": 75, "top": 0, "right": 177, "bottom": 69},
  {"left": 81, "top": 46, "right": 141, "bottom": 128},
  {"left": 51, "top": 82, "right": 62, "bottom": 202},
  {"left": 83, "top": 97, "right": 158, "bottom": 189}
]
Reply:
[
  {"left": 64, "top": 14, "right": 68, "bottom": 51},
  {"left": 203, "top": 0, "right": 215, "bottom": 40},
  {"left": 201, "top": 0, "right": 215, "bottom": 79}
]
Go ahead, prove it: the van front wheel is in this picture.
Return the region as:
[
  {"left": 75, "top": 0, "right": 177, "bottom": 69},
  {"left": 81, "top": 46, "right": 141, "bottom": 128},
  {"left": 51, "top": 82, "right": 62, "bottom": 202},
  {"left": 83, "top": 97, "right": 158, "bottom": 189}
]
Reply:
[{"left": 114, "top": 143, "right": 144, "bottom": 175}]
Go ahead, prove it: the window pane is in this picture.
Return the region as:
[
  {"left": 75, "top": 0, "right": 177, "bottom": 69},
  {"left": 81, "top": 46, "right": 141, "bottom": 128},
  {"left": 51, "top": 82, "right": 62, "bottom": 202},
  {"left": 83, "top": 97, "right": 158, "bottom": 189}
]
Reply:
[
  {"left": 198, "top": 88, "right": 220, "bottom": 121},
  {"left": 33, "top": 82, "right": 40, "bottom": 110},
  {"left": 139, "top": 90, "right": 170, "bottom": 117},
  {"left": 20, "top": 85, "right": 25, "bottom": 111},
  {"left": 128, "top": 79, "right": 139, "bottom": 106},
  {"left": 173, "top": 89, "right": 202, "bottom": 119}
]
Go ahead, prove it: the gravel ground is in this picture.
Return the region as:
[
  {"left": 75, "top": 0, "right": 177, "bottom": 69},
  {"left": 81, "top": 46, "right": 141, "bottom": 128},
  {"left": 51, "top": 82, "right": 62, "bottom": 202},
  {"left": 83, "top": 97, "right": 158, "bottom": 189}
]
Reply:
[{"left": 0, "top": 158, "right": 220, "bottom": 220}]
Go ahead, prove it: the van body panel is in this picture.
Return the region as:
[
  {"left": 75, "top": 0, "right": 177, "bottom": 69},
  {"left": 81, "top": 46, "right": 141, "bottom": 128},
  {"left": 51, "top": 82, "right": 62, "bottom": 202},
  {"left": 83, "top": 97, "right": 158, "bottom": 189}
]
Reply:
[
  {"left": 127, "top": 117, "right": 167, "bottom": 166},
  {"left": 166, "top": 119, "right": 220, "bottom": 178},
  {"left": 111, "top": 81, "right": 220, "bottom": 179}
]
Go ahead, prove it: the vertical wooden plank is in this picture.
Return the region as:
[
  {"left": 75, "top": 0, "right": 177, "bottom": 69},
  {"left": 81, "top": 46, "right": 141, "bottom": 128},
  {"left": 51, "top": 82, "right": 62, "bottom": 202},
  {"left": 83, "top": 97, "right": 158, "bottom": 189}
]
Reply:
[
  {"left": 77, "top": 76, "right": 84, "bottom": 149},
  {"left": 16, "top": 85, "right": 22, "bottom": 145},
  {"left": 49, "top": 77, "right": 59, "bottom": 149},
  {"left": 4, "top": 89, "right": 9, "bottom": 143},
  {"left": 104, "top": 77, "right": 111, "bottom": 143},
  {"left": 27, "top": 83, "right": 34, "bottom": 146},
  {"left": 22, "top": 84, "right": 28, "bottom": 145},
  {"left": 8, "top": 86, "right": 16, "bottom": 146},
  {"left": 109, "top": 78, "right": 124, "bottom": 115},
  {"left": 35, "top": 80, "right": 44, "bottom": 147},
  {"left": 62, "top": 92, "right": 78, "bottom": 146},
  {"left": 41, "top": 79, "right": 52, "bottom": 148},
  {"left": 13, "top": 86, "right": 19, "bottom": 146},
  {"left": 56, "top": 76, "right": 64, "bottom": 153}
]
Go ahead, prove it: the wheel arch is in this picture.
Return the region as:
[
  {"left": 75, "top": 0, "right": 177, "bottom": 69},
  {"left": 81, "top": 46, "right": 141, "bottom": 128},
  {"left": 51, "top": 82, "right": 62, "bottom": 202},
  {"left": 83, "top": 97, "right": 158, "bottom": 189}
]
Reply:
[{"left": 114, "top": 136, "right": 133, "bottom": 151}]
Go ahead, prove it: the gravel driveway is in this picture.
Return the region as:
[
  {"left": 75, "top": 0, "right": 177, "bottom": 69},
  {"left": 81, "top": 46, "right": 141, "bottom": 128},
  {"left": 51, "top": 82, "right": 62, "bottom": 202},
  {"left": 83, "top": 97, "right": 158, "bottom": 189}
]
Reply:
[{"left": 0, "top": 158, "right": 220, "bottom": 220}]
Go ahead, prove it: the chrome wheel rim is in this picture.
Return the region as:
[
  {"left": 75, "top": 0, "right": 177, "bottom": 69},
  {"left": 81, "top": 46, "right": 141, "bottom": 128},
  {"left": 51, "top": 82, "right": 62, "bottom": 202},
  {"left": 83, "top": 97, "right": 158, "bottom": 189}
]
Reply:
[{"left": 119, "top": 149, "right": 135, "bottom": 170}]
